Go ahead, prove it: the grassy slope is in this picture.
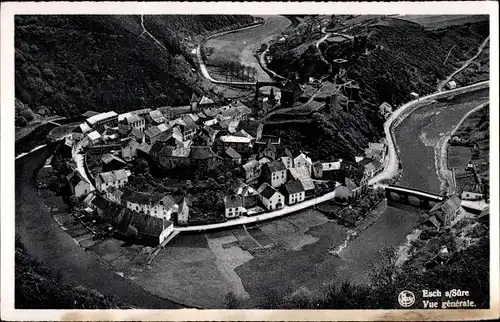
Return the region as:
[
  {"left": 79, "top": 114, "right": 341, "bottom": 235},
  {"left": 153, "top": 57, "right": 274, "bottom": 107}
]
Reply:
[
  {"left": 15, "top": 15, "right": 254, "bottom": 120},
  {"left": 15, "top": 236, "right": 124, "bottom": 309}
]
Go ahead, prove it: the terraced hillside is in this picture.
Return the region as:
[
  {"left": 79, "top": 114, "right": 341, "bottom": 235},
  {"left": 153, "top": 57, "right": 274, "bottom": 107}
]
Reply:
[{"left": 15, "top": 15, "right": 254, "bottom": 124}]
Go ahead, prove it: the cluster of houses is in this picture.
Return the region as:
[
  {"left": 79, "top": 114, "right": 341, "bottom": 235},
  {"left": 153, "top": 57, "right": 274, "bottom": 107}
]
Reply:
[{"left": 62, "top": 92, "right": 389, "bottom": 244}]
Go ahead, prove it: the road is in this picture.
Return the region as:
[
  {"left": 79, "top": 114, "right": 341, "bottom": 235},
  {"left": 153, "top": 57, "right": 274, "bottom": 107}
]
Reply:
[
  {"left": 15, "top": 146, "right": 183, "bottom": 308},
  {"left": 438, "top": 36, "right": 490, "bottom": 91},
  {"left": 369, "top": 80, "right": 490, "bottom": 187},
  {"left": 175, "top": 189, "right": 337, "bottom": 232},
  {"left": 72, "top": 136, "right": 95, "bottom": 191}
]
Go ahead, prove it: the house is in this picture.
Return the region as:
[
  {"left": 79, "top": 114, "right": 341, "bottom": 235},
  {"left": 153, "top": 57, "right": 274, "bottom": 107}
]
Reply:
[
  {"left": 288, "top": 165, "right": 311, "bottom": 181},
  {"left": 86, "top": 131, "right": 102, "bottom": 145},
  {"left": 300, "top": 179, "right": 316, "bottom": 199},
  {"left": 228, "top": 120, "right": 240, "bottom": 134},
  {"left": 190, "top": 93, "right": 200, "bottom": 112},
  {"left": 177, "top": 197, "right": 192, "bottom": 225},
  {"left": 220, "top": 102, "right": 252, "bottom": 121},
  {"left": 257, "top": 183, "right": 285, "bottom": 210},
  {"left": 144, "top": 124, "right": 170, "bottom": 144},
  {"left": 66, "top": 171, "right": 92, "bottom": 197},
  {"left": 410, "top": 92, "right": 419, "bottom": 99},
  {"left": 129, "top": 128, "right": 144, "bottom": 143},
  {"left": 258, "top": 157, "right": 271, "bottom": 165},
  {"left": 276, "top": 147, "right": 293, "bottom": 169},
  {"left": 446, "top": 80, "right": 457, "bottom": 90},
  {"left": 199, "top": 95, "right": 215, "bottom": 108},
  {"left": 95, "top": 169, "right": 131, "bottom": 192},
  {"left": 72, "top": 122, "right": 92, "bottom": 141},
  {"left": 259, "top": 143, "right": 277, "bottom": 160},
  {"left": 106, "top": 186, "right": 124, "bottom": 204},
  {"left": 459, "top": 182, "right": 484, "bottom": 200},
  {"left": 429, "top": 195, "right": 464, "bottom": 227},
  {"left": 119, "top": 114, "right": 145, "bottom": 135},
  {"left": 238, "top": 120, "right": 263, "bottom": 141},
  {"left": 91, "top": 194, "right": 111, "bottom": 217},
  {"left": 101, "top": 153, "right": 127, "bottom": 171},
  {"left": 364, "top": 142, "right": 387, "bottom": 163},
  {"left": 146, "top": 110, "right": 166, "bottom": 125},
  {"left": 294, "top": 153, "right": 313, "bottom": 176},
  {"left": 190, "top": 146, "right": 222, "bottom": 170},
  {"left": 85, "top": 111, "right": 118, "bottom": 133},
  {"left": 157, "top": 106, "right": 174, "bottom": 120},
  {"left": 178, "top": 122, "right": 198, "bottom": 141},
  {"left": 121, "top": 188, "right": 178, "bottom": 220},
  {"left": 262, "top": 160, "right": 287, "bottom": 188},
  {"left": 230, "top": 178, "right": 259, "bottom": 208},
  {"left": 312, "top": 159, "right": 343, "bottom": 179},
  {"left": 224, "top": 195, "right": 245, "bottom": 219},
  {"left": 225, "top": 147, "right": 242, "bottom": 165},
  {"left": 242, "top": 159, "right": 261, "bottom": 183},
  {"left": 357, "top": 158, "right": 382, "bottom": 179},
  {"left": 282, "top": 180, "right": 305, "bottom": 205},
  {"left": 218, "top": 135, "right": 253, "bottom": 154},
  {"left": 121, "top": 138, "right": 140, "bottom": 162}
]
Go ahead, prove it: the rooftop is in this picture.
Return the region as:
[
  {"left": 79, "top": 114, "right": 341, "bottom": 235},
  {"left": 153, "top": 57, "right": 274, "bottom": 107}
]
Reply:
[
  {"left": 283, "top": 180, "right": 305, "bottom": 195},
  {"left": 224, "top": 195, "right": 243, "bottom": 208},
  {"left": 257, "top": 182, "right": 281, "bottom": 199},
  {"left": 264, "top": 159, "right": 287, "bottom": 173},
  {"left": 98, "top": 169, "right": 131, "bottom": 183},
  {"left": 86, "top": 111, "right": 118, "bottom": 125}
]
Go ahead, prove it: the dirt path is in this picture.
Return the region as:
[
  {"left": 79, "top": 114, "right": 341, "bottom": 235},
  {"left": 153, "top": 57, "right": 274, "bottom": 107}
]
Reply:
[{"left": 438, "top": 36, "right": 490, "bottom": 92}]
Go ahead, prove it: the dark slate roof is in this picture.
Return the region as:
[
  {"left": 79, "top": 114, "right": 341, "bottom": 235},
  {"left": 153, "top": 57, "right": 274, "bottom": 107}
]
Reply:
[
  {"left": 67, "top": 170, "right": 88, "bottom": 188},
  {"left": 264, "top": 160, "right": 286, "bottom": 173},
  {"left": 283, "top": 180, "right": 305, "bottom": 195},
  {"left": 277, "top": 146, "right": 293, "bottom": 158},
  {"left": 225, "top": 147, "right": 241, "bottom": 159},
  {"left": 190, "top": 146, "right": 217, "bottom": 160},
  {"left": 92, "top": 194, "right": 110, "bottom": 211},
  {"left": 121, "top": 188, "right": 154, "bottom": 204},
  {"left": 224, "top": 195, "right": 243, "bottom": 208},
  {"left": 238, "top": 120, "right": 262, "bottom": 136},
  {"left": 82, "top": 110, "right": 100, "bottom": 118},
  {"left": 258, "top": 183, "right": 280, "bottom": 199}
]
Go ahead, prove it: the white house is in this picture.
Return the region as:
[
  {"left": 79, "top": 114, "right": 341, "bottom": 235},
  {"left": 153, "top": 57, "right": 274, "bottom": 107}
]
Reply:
[
  {"left": 95, "top": 169, "right": 131, "bottom": 192},
  {"left": 66, "top": 171, "right": 92, "bottom": 198},
  {"left": 121, "top": 188, "right": 178, "bottom": 220},
  {"left": 121, "top": 138, "right": 140, "bottom": 162},
  {"left": 257, "top": 183, "right": 284, "bottom": 210},
  {"left": 283, "top": 180, "right": 305, "bottom": 205},
  {"left": 224, "top": 195, "right": 245, "bottom": 219},
  {"left": 294, "top": 153, "right": 313, "bottom": 175},
  {"left": 262, "top": 160, "right": 287, "bottom": 188},
  {"left": 150, "top": 195, "right": 178, "bottom": 220},
  {"left": 460, "top": 183, "right": 484, "bottom": 201},
  {"left": 159, "top": 220, "right": 175, "bottom": 245}
]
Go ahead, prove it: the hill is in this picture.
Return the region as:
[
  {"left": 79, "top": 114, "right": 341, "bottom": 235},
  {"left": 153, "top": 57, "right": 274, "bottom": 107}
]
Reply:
[
  {"left": 268, "top": 18, "right": 489, "bottom": 107},
  {"left": 15, "top": 15, "right": 255, "bottom": 125}
]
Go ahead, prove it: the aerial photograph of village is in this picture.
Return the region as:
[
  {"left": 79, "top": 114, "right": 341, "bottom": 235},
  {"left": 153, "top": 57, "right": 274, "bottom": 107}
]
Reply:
[{"left": 13, "top": 12, "right": 491, "bottom": 310}]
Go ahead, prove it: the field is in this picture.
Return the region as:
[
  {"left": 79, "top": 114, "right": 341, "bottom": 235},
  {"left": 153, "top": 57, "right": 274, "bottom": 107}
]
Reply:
[
  {"left": 396, "top": 15, "right": 489, "bottom": 30},
  {"left": 204, "top": 15, "right": 291, "bottom": 82},
  {"left": 115, "top": 203, "right": 424, "bottom": 308}
]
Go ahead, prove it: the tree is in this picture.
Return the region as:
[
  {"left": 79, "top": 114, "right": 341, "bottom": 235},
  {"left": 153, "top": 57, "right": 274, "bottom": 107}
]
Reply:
[{"left": 224, "top": 292, "right": 242, "bottom": 309}]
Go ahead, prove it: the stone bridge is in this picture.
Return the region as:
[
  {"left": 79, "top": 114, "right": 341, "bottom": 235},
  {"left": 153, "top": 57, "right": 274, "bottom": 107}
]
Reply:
[{"left": 385, "top": 185, "right": 445, "bottom": 209}]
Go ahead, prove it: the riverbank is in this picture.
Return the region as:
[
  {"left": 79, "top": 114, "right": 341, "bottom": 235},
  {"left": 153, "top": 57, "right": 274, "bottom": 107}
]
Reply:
[{"left": 435, "top": 101, "right": 489, "bottom": 194}]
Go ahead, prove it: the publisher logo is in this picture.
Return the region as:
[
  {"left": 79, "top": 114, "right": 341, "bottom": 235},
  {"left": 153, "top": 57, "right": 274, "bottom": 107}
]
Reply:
[{"left": 398, "top": 290, "right": 415, "bottom": 308}]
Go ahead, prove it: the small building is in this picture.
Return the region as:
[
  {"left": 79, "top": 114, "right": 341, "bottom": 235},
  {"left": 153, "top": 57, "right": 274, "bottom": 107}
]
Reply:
[
  {"left": 259, "top": 143, "right": 277, "bottom": 160},
  {"left": 146, "top": 110, "right": 167, "bottom": 125},
  {"left": 262, "top": 160, "right": 287, "bottom": 188},
  {"left": 101, "top": 153, "right": 127, "bottom": 172},
  {"left": 276, "top": 147, "right": 294, "bottom": 169},
  {"left": 257, "top": 183, "right": 285, "bottom": 210},
  {"left": 364, "top": 142, "right": 387, "bottom": 164},
  {"left": 66, "top": 171, "right": 92, "bottom": 198},
  {"left": 119, "top": 114, "right": 145, "bottom": 135},
  {"left": 224, "top": 195, "right": 245, "bottom": 219},
  {"left": 121, "top": 138, "right": 140, "bottom": 162},
  {"left": 230, "top": 178, "right": 259, "bottom": 208},
  {"left": 106, "top": 186, "right": 124, "bottom": 204},
  {"left": 86, "top": 111, "right": 118, "bottom": 133},
  {"left": 300, "top": 179, "right": 316, "bottom": 199},
  {"left": 429, "top": 195, "right": 464, "bottom": 227},
  {"left": 129, "top": 128, "right": 144, "bottom": 143},
  {"left": 86, "top": 131, "right": 102, "bottom": 145},
  {"left": 282, "top": 180, "right": 305, "bottom": 205},
  {"left": 177, "top": 197, "right": 192, "bottom": 225},
  {"left": 144, "top": 124, "right": 170, "bottom": 145},
  {"left": 238, "top": 120, "right": 263, "bottom": 141},
  {"left": 218, "top": 135, "right": 253, "bottom": 155},
  {"left": 460, "top": 182, "right": 484, "bottom": 201},
  {"left": 379, "top": 102, "right": 393, "bottom": 119},
  {"left": 242, "top": 159, "right": 261, "bottom": 183},
  {"left": 410, "top": 92, "right": 419, "bottom": 100},
  {"left": 95, "top": 169, "right": 131, "bottom": 193},
  {"left": 446, "top": 80, "right": 457, "bottom": 90},
  {"left": 293, "top": 152, "right": 313, "bottom": 176},
  {"left": 225, "top": 147, "right": 242, "bottom": 165}
]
